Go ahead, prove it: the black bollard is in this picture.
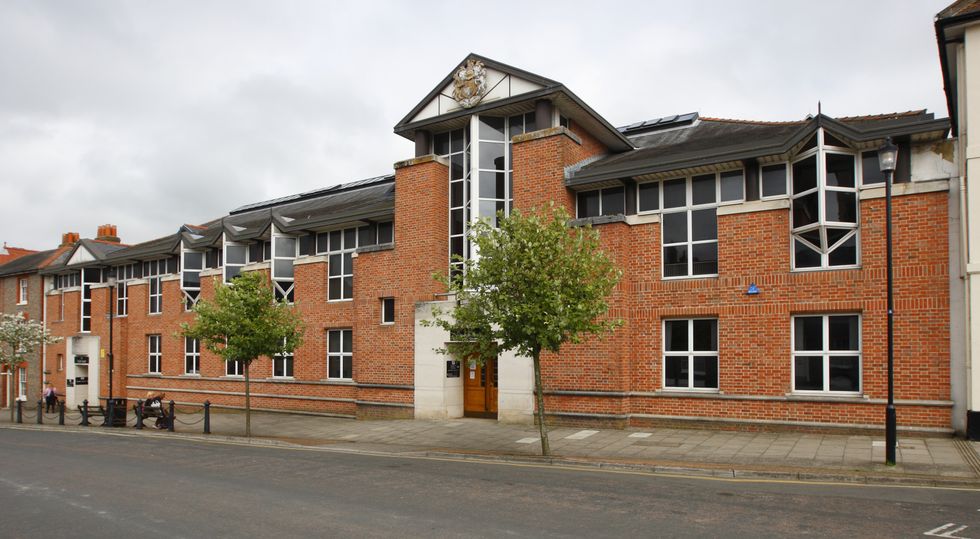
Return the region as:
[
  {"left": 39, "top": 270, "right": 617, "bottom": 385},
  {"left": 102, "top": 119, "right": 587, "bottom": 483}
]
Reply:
[
  {"left": 203, "top": 400, "right": 211, "bottom": 434},
  {"left": 81, "top": 399, "right": 89, "bottom": 426},
  {"left": 16, "top": 400, "right": 22, "bottom": 424},
  {"left": 168, "top": 400, "right": 175, "bottom": 432},
  {"left": 37, "top": 400, "right": 43, "bottom": 424},
  {"left": 135, "top": 399, "right": 144, "bottom": 430},
  {"left": 58, "top": 400, "right": 65, "bottom": 426},
  {"left": 104, "top": 398, "right": 114, "bottom": 428}
]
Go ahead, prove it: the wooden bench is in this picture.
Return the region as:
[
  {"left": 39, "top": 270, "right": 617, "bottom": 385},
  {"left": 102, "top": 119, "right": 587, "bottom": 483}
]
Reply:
[{"left": 133, "top": 402, "right": 171, "bottom": 429}]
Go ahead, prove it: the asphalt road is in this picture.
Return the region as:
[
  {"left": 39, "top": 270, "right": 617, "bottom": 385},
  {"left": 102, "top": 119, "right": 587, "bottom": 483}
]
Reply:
[{"left": 2, "top": 428, "right": 980, "bottom": 538}]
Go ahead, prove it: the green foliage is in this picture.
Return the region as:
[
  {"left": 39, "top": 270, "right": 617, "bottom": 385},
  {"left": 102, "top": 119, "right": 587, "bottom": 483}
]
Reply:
[
  {"left": 429, "top": 203, "right": 623, "bottom": 362},
  {"left": 181, "top": 271, "right": 304, "bottom": 366}
]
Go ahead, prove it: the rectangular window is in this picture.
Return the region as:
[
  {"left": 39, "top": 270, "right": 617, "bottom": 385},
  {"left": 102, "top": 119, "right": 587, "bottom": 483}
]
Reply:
[
  {"left": 148, "top": 335, "right": 162, "bottom": 374},
  {"left": 576, "top": 186, "right": 625, "bottom": 218},
  {"left": 17, "top": 278, "right": 27, "bottom": 304},
  {"left": 861, "top": 150, "right": 886, "bottom": 185},
  {"left": 719, "top": 170, "right": 744, "bottom": 203},
  {"left": 662, "top": 176, "right": 719, "bottom": 278},
  {"left": 272, "top": 228, "right": 296, "bottom": 303},
  {"left": 792, "top": 314, "right": 861, "bottom": 393},
  {"left": 226, "top": 359, "right": 244, "bottom": 377},
  {"left": 273, "top": 350, "right": 293, "bottom": 378},
  {"left": 381, "top": 297, "right": 395, "bottom": 325},
  {"left": 18, "top": 368, "right": 26, "bottom": 399},
  {"left": 761, "top": 163, "right": 788, "bottom": 198},
  {"left": 143, "top": 258, "right": 168, "bottom": 315},
  {"left": 184, "top": 337, "right": 200, "bottom": 375},
  {"left": 148, "top": 276, "right": 162, "bottom": 314},
  {"left": 327, "top": 329, "right": 353, "bottom": 380},
  {"left": 327, "top": 228, "right": 356, "bottom": 301},
  {"left": 224, "top": 240, "right": 246, "bottom": 283},
  {"left": 57, "top": 353, "right": 64, "bottom": 372},
  {"left": 638, "top": 182, "right": 659, "bottom": 213},
  {"left": 116, "top": 282, "right": 128, "bottom": 316},
  {"left": 181, "top": 248, "right": 203, "bottom": 310},
  {"left": 663, "top": 319, "right": 718, "bottom": 390}
]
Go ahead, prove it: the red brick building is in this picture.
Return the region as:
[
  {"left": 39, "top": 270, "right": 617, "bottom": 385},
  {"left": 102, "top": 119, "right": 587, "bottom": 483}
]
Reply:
[{"left": 6, "top": 54, "right": 961, "bottom": 434}]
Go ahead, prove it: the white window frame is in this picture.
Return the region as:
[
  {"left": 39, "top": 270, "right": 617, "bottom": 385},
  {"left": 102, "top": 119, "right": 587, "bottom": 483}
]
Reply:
[
  {"left": 662, "top": 318, "right": 719, "bottom": 391},
  {"left": 57, "top": 353, "right": 64, "bottom": 372},
  {"left": 272, "top": 347, "right": 293, "bottom": 379},
  {"left": 327, "top": 329, "right": 353, "bottom": 380},
  {"left": 759, "top": 162, "right": 790, "bottom": 200},
  {"left": 223, "top": 234, "right": 247, "bottom": 284},
  {"left": 660, "top": 175, "right": 722, "bottom": 280},
  {"left": 181, "top": 247, "right": 204, "bottom": 311},
  {"left": 148, "top": 335, "right": 162, "bottom": 374},
  {"left": 225, "top": 359, "right": 244, "bottom": 377},
  {"left": 116, "top": 282, "right": 128, "bottom": 317},
  {"left": 184, "top": 337, "right": 200, "bottom": 375},
  {"left": 271, "top": 226, "right": 297, "bottom": 304},
  {"left": 17, "top": 277, "right": 27, "bottom": 305},
  {"left": 18, "top": 367, "right": 26, "bottom": 399},
  {"left": 790, "top": 314, "right": 862, "bottom": 395},
  {"left": 381, "top": 297, "right": 395, "bottom": 325},
  {"left": 327, "top": 228, "right": 356, "bottom": 302},
  {"left": 789, "top": 129, "right": 861, "bottom": 272}
]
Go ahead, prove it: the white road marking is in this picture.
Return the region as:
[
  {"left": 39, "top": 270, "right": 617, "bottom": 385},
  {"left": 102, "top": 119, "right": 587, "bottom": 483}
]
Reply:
[
  {"left": 924, "top": 523, "right": 971, "bottom": 538},
  {"left": 516, "top": 437, "right": 539, "bottom": 444},
  {"left": 565, "top": 430, "right": 599, "bottom": 440},
  {"left": 628, "top": 432, "right": 653, "bottom": 438}
]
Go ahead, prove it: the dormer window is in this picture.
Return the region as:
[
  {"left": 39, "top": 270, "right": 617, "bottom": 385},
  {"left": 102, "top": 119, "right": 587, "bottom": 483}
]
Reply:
[{"left": 791, "top": 129, "right": 859, "bottom": 270}]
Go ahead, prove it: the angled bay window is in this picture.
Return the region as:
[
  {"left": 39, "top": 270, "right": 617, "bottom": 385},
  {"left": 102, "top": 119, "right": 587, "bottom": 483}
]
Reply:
[
  {"left": 791, "top": 129, "right": 859, "bottom": 270},
  {"left": 576, "top": 186, "right": 625, "bottom": 218},
  {"left": 271, "top": 227, "right": 297, "bottom": 303},
  {"left": 181, "top": 247, "right": 203, "bottom": 310},
  {"left": 792, "top": 314, "right": 861, "bottom": 393}
]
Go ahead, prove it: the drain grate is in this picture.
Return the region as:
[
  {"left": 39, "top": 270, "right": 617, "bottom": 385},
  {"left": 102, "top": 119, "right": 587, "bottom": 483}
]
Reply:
[{"left": 953, "top": 439, "right": 980, "bottom": 476}]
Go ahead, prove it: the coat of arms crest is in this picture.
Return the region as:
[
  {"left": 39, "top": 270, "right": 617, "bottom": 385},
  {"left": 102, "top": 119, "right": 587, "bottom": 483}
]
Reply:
[{"left": 451, "top": 59, "right": 488, "bottom": 109}]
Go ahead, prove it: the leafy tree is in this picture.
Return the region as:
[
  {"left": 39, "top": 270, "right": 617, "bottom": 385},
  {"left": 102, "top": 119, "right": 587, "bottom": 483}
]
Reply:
[
  {"left": 181, "top": 271, "right": 304, "bottom": 437},
  {"left": 0, "top": 312, "right": 62, "bottom": 421},
  {"left": 428, "top": 203, "right": 622, "bottom": 455}
]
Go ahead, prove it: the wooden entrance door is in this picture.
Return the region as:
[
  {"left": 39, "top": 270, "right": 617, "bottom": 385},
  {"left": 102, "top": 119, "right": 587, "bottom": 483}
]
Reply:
[{"left": 463, "top": 357, "right": 497, "bottom": 418}]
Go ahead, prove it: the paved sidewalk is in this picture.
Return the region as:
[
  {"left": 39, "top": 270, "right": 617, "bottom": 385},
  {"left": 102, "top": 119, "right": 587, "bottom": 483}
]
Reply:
[{"left": 4, "top": 406, "right": 980, "bottom": 486}]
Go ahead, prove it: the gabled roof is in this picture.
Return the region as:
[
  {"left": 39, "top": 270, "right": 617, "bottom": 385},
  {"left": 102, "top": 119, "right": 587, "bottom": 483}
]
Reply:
[
  {"left": 101, "top": 233, "right": 181, "bottom": 265},
  {"left": 42, "top": 239, "right": 129, "bottom": 273},
  {"left": 0, "top": 245, "right": 38, "bottom": 266},
  {"left": 394, "top": 53, "right": 634, "bottom": 152},
  {"left": 0, "top": 248, "right": 61, "bottom": 277},
  {"left": 567, "top": 111, "right": 949, "bottom": 187}
]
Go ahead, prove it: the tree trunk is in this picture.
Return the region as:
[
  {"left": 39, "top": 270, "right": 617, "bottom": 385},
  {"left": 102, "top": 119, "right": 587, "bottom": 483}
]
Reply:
[
  {"left": 244, "top": 361, "right": 251, "bottom": 438},
  {"left": 532, "top": 348, "right": 550, "bottom": 456}
]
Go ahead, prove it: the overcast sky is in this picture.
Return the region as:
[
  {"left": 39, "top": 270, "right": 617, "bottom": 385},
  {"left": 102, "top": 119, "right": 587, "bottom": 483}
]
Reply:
[{"left": 0, "top": 0, "right": 953, "bottom": 250}]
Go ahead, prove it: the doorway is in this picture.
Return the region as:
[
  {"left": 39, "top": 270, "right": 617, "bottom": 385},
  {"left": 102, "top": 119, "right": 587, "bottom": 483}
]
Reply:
[{"left": 463, "top": 356, "right": 497, "bottom": 418}]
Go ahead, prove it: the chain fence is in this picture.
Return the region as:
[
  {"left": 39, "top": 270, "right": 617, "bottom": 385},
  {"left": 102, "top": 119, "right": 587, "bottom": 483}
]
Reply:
[{"left": 11, "top": 399, "right": 211, "bottom": 434}]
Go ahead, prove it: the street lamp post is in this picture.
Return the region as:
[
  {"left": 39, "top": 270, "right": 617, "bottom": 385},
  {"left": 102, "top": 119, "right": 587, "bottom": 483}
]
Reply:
[
  {"left": 104, "top": 275, "right": 116, "bottom": 427},
  {"left": 878, "top": 137, "right": 899, "bottom": 466}
]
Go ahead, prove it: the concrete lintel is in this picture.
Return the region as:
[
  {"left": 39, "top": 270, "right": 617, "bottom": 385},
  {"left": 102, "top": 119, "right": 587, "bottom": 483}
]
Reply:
[
  {"left": 513, "top": 126, "right": 582, "bottom": 146},
  {"left": 394, "top": 154, "right": 449, "bottom": 170}
]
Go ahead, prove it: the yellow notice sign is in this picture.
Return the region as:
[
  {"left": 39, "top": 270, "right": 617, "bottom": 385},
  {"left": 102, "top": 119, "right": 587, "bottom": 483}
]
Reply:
[{"left": 100, "top": 348, "right": 106, "bottom": 359}]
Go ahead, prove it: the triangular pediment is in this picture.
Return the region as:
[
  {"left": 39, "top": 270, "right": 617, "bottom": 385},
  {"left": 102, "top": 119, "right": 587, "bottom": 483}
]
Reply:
[
  {"left": 396, "top": 53, "right": 560, "bottom": 129},
  {"left": 67, "top": 245, "right": 95, "bottom": 266}
]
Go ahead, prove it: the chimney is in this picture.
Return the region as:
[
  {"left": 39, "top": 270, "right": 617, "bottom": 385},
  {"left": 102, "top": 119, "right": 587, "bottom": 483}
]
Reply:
[
  {"left": 60, "top": 232, "right": 80, "bottom": 247},
  {"left": 95, "top": 224, "right": 120, "bottom": 243}
]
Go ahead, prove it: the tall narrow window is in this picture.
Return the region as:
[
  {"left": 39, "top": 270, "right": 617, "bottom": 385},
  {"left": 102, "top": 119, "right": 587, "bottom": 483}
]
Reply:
[
  {"left": 80, "top": 268, "right": 102, "bottom": 331},
  {"left": 224, "top": 238, "right": 246, "bottom": 283},
  {"left": 381, "top": 297, "right": 395, "bottom": 325},
  {"left": 57, "top": 353, "right": 64, "bottom": 372},
  {"left": 17, "top": 278, "right": 27, "bottom": 304},
  {"left": 184, "top": 337, "right": 200, "bottom": 375},
  {"left": 18, "top": 368, "right": 26, "bottom": 399},
  {"left": 662, "top": 175, "right": 719, "bottom": 278},
  {"left": 792, "top": 314, "right": 861, "bottom": 393},
  {"left": 148, "top": 335, "right": 162, "bottom": 374},
  {"left": 272, "top": 227, "right": 296, "bottom": 303},
  {"left": 791, "top": 129, "right": 859, "bottom": 270},
  {"left": 181, "top": 247, "right": 203, "bottom": 310},
  {"left": 273, "top": 346, "right": 293, "bottom": 378},
  {"left": 436, "top": 127, "right": 470, "bottom": 279},
  {"left": 663, "top": 319, "right": 718, "bottom": 390},
  {"left": 327, "top": 329, "right": 352, "bottom": 380},
  {"left": 116, "top": 282, "right": 128, "bottom": 316},
  {"left": 327, "top": 228, "right": 356, "bottom": 301}
]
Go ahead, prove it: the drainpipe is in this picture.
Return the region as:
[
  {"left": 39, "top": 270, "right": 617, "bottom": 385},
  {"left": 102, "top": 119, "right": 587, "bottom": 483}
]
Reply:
[{"left": 41, "top": 275, "right": 48, "bottom": 387}]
